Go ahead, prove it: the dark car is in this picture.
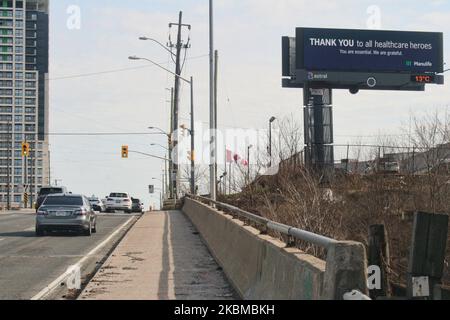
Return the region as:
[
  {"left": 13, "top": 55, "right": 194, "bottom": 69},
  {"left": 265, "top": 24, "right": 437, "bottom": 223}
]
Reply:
[
  {"left": 35, "top": 186, "right": 68, "bottom": 211},
  {"left": 131, "top": 198, "right": 144, "bottom": 213},
  {"left": 36, "top": 194, "right": 97, "bottom": 236}
]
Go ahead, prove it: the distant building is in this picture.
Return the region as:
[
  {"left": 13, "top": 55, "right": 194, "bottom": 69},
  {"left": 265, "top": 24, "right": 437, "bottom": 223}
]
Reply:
[{"left": 0, "top": 0, "right": 50, "bottom": 208}]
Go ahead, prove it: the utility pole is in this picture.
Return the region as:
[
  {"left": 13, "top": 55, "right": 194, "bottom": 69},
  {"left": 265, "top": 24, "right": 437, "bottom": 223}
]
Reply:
[
  {"left": 6, "top": 120, "right": 11, "bottom": 210},
  {"left": 209, "top": 0, "right": 217, "bottom": 201},
  {"left": 169, "top": 11, "right": 190, "bottom": 200},
  {"left": 172, "top": 11, "right": 183, "bottom": 200}
]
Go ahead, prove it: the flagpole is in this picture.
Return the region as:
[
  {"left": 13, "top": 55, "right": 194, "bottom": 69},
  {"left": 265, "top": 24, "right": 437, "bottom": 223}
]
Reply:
[
  {"left": 224, "top": 146, "right": 227, "bottom": 195},
  {"left": 229, "top": 161, "right": 232, "bottom": 194}
]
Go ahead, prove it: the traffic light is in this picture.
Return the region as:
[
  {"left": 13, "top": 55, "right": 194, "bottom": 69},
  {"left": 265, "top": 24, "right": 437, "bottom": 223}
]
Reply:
[
  {"left": 22, "top": 142, "right": 30, "bottom": 157},
  {"left": 121, "top": 145, "right": 129, "bottom": 158}
]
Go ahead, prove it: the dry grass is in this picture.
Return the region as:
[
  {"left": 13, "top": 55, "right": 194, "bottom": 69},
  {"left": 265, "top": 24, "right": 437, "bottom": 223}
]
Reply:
[{"left": 220, "top": 165, "right": 450, "bottom": 288}]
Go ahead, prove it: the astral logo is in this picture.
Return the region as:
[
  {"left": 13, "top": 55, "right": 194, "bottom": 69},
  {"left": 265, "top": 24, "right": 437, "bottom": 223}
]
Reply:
[
  {"left": 367, "top": 265, "right": 381, "bottom": 290},
  {"left": 367, "top": 5, "right": 382, "bottom": 30},
  {"left": 67, "top": 5, "right": 81, "bottom": 30},
  {"left": 66, "top": 265, "right": 81, "bottom": 290}
]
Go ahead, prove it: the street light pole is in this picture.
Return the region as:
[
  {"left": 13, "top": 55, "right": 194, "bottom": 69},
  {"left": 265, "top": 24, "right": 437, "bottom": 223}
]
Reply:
[
  {"left": 247, "top": 145, "right": 253, "bottom": 183},
  {"left": 209, "top": 0, "right": 217, "bottom": 201},
  {"left": 190, "top": 76, "right": 195, "bottom": 195},
  {"left": 129, "top": 54, "right": 195, "bottom": 200},
  {"left": 269, "top": 116, "right": 276, "bottom": 167}
]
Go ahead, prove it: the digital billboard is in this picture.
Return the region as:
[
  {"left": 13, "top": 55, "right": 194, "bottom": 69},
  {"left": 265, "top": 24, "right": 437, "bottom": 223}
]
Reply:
[{"left": 296, "top": 28, "right": 444, "bottom": 74}]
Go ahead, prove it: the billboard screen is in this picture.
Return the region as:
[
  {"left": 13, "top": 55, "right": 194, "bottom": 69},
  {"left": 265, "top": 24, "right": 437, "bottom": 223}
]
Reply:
[{"left": 296, "top": 28, "right": 444, "bottom": 73}]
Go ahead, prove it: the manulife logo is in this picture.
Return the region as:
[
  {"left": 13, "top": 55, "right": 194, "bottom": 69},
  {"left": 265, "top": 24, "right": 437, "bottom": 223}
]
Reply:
[{"left": 405, "top": 60, "right": 412, "bottom": 67}]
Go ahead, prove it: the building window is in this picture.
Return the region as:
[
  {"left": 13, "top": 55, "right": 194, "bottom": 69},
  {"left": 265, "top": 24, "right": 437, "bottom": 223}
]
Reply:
[{"left": 14, "top": 124, "right": 23, "bottom": 132}]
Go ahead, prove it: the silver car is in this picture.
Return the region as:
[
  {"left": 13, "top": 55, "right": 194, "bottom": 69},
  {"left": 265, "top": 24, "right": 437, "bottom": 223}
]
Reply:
[{"left": 36, "top": 194, "right": 97, "bottom": 237}]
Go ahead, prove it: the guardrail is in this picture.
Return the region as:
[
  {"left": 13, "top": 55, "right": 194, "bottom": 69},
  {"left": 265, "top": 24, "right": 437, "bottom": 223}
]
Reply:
[
  {"left": 184, "top": 194, "right": 369, "bottom": 299},
  {"left": 186, "top": 194, "right": 338, "bottom": 249}
]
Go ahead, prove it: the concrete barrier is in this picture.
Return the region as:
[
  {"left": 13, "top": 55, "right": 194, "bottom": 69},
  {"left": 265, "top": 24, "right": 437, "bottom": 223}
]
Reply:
[{"left": 183, "top": 198, "right": 368, "bottom": 300}]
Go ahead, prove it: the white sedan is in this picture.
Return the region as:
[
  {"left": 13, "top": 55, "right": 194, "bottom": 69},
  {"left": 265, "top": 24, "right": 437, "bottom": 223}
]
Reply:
[{"left": 105, "top": 192, "right": 133, "bottom": 213}]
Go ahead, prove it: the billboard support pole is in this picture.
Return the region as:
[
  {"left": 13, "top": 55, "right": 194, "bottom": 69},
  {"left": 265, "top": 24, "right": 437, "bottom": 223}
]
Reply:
[{"left": 303, "top": 87, "right": 334, "bottom": 184}]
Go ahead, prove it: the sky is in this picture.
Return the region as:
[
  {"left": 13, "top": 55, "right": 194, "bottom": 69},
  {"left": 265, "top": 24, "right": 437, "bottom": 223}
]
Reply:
[{"left": 48, "top": 0, "right": 450, "bottom": 208}]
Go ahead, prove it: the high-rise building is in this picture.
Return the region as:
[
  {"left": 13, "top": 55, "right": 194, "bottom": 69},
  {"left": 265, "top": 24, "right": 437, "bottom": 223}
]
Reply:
[{"left": 0, "top": 0, "right": 49, "bottom": 209}]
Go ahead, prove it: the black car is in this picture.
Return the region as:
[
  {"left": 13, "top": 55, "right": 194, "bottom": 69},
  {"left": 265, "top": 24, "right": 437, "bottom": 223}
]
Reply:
[
  {"left": 35, "top": 186, "right": 68, "bottom": 211},
  {"left": 131, "top": 198, "right": 144, "bottom": 213}
]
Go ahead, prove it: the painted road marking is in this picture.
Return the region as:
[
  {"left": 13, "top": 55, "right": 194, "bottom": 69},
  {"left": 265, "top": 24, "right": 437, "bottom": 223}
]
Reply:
[
  {"left": 0, "top": 238, "right": 4, "bottom": 242},
  {"left": 31, "top": 217, "right": 135, "bottom": 300},
  {"left": 24, "top": 227, "right": 35, "bottom": 232}
]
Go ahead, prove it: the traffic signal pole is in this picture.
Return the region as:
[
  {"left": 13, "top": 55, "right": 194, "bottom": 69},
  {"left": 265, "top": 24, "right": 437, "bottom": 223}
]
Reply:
[
  {"left": 6, "top": 121, "right": 11, "bottom": 210},
  {"left": 24, "top": 141, "right": 28, "bottom": 209}
]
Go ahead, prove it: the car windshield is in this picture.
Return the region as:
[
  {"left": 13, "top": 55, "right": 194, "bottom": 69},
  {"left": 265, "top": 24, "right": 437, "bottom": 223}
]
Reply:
[
  {"left": 110, "top": 193, "right": 127, "bottom": 198},
  {"left": 132, "top": 199, "right": 140, "bottom": 203},
  {"left": 39, "top": 188, "right": 63, "bottom": 196},
  {"left": 43, "top": 196, "right": 83, "bottom": 206},
  {"left": 89, "top": 200, "right": 99, "bottom": 204}
]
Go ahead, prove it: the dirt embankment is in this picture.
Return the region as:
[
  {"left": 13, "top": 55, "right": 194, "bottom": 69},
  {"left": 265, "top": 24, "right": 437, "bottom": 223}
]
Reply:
[{"left": 219, "top": 166, "right": 450, "bottom": 289}]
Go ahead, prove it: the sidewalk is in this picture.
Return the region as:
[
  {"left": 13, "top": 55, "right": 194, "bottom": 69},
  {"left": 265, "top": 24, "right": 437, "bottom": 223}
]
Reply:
[
  {"left": 79, "top": 211, "right": 236, "bottom": 300},
  {"left": 0, "top": 209, "right": 35, "bottom": 215}
]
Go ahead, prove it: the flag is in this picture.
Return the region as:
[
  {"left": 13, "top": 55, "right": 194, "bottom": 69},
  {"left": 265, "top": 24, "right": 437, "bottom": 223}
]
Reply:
[
  {"left": 226, "top": 149, "right": 233, "bottom": 163},
  {"left": 227, "top": 148, "right": 247, "bottom": 166}
]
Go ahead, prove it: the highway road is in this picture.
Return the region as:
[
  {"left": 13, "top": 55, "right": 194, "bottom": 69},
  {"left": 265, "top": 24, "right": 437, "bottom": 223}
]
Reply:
[{"left": 0, "top": 211, "right": 139, "bottom": 300}]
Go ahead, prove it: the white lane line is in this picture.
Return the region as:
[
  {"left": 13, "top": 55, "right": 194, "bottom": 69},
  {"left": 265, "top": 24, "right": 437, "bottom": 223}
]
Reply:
[
  {"left": 24, "top": 226, "right": 35, "bottom": 232},
  {"left": 0, "top": 238, "right": 4, "bottom": 242},
  {"left": 31, "top": 217, "right": 135, "bottom": 300}
]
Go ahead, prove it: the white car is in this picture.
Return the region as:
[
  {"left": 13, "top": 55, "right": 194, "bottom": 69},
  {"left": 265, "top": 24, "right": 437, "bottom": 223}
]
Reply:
[{"left": 105, "top": 192, "right": 133, "bottom": 213}]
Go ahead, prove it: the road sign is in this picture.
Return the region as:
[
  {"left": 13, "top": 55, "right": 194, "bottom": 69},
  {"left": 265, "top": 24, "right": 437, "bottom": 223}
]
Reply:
[
  {"left": 121, "top": 145, "right": 128, "bottom": 158},
  {"left": 149, "top": 185, "right": 154, "bottom": 194},
  {"left": 22, "top": 142, "right": 30, "bottom": 157},
  {"left": 24, "top": 192, "right": 28, "bottom": 207}
]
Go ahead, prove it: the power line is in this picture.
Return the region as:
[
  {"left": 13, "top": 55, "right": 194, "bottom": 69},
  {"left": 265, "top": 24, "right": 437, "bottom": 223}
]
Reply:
[
  {"left": 44, "top": 132, "right": 166, "bottom": 136},
  {"left": 47, "top": 54, "right": 208, "bottom": 81}
]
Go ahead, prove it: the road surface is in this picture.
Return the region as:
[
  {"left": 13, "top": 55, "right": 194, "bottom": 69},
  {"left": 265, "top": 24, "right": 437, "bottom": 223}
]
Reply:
[{"left": 0, "top": 211, "right": 138, "bottom": 300}]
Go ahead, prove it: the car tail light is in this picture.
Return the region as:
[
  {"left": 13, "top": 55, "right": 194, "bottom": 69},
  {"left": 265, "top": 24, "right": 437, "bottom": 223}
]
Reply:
[
  {"left": 123, "top": 199, "right": 130, "bottom": 202},
  {"left": 74, "top": 209, "right": 87, "bottom": 216},
  {"left": 37, "top": 210, "right": 48, "bottom": 216}
]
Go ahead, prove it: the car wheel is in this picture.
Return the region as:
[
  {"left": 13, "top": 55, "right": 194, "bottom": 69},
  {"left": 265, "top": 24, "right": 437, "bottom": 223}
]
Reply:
[
  {"left": 84, "top": 223, "right": 92, "bottom": 237},
  {"left": 36, "top": 227, "right": 44, "bottom": 237}
]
